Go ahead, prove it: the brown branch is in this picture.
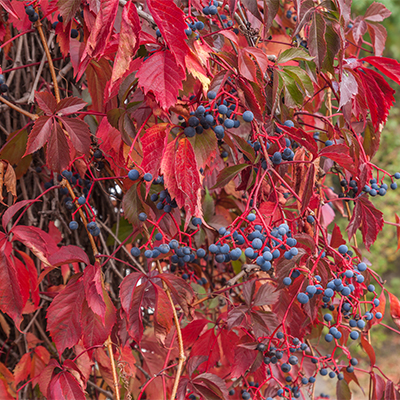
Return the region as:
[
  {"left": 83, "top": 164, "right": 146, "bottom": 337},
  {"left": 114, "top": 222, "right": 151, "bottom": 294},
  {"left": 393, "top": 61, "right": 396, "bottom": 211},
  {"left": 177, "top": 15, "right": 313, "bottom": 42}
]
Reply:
[
  {"left": 0, "top": 96, "right": 38, "bottom": 120},
  {"left": 34, "top": 9, "right": 60, "bottom": 102},
  {"left": 87, "top": 379, "right": 115, "bottom": 399}
]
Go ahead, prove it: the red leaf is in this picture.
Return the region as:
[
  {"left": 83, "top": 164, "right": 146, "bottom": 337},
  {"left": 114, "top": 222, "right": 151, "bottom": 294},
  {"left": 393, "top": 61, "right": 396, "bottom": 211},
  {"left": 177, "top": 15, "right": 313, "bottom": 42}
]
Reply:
[
  {"left": 81, "top": 291, "right": 115, "bottom": 350},
  {"left": 152, "top": 283, "right": 173, "bottom": 343},
  {"left": 147, "top": 0, "right": 189, "bottom": 70},
  {"left": 161, "top": 139, "right": 185, "bottom": 210},
  {"left": 35, "top": 92, "right": 57, "bottom": 115},
  {"left": 159, "top": 273, "right": 194, "bottom": 316},
  {"left": 388, "top": 292, "right": 400, "bottom": 329},
  {"left": 86, "top": 58, "right": 114, "bottom": 112},
  {"left": 57, "top": 0, "right": 81, "bottom": 23},
  {"left": 48, "top": 371, "right": 85, "bottom": 400},
  {"left": 47, "top": 245, "right": 90, "bottom": 267},
  {"left": 17, "top": 250, "right": 40, "bottom": 307},
  {"left": 353, "top": 17, "right": 367, "bottom": 45},
  {"left": 300, "top": 164, "right": 315, "bottom": 214},
  {"left": 82, "top": 0, "right": 119, "bottom": 60},
  {"left": 346, "top": 196, "right": 383, "bottom": 250},
  {"left": 137, "top": 50, "right": 185, "bottom": 110},
  {"left": 275, "top": 123, "right": 318, "bottom": 156},
  {"left": 244, "top": 47, "right": 269, "bottom": 76},
  {"left": 253, "top": 283, "right": 279, "bottom": 306},
  {"left": 175, "top": 138, "right": 202, "bottom": 218},
  {"left": 0, "top": 0, "right": 18, "bottom": 18},
  {"left": 56, "top": 97, "right": 87, "bottom": 116},
  {"left": 46, "top": 275, "right": 85, "bottom": 356},
  {"left": 238, "top": 49, "right": 258, "bottom": 82},
  {"left": 308, "top": 12, "right": 326, "bottom": 70},
  {"left": 330, "top": 223, "right": 346, "bottom": 248},
  {"left": 119, "top": 272, "right": 146, "bottom": 343},
  {"left": 319, "top": 144, "right": 357, "bottom": 175},
  {"left": 237, "top": 79, "right": 263, "bottom": 122},
  {"left": 0, "top": 243, "right": 24, "bottom": 329},
  {"left": 96, "top": 117, "right": 124, "bottom": 171},
  {"left": 361, "top": 333, "right": 376, "bottom": 366},
  {"left": 59, "top": 117, "right": 91, "bottom": 155},
  {"left": 190, "top": 329, "right": 220, "bottom": 372},
  {"left": 141, "top": 123, "right": 172, "bottom": 179},
  {"left": 385, "top": 380, "right": 400, "bottom": 400},
  {"left": 83, "top": 264, "right": 106, "bottom": 320},
  {"left": 2, "top": 199, "right": 38, "bottom": 231},
  {"left": 367, "top": 23, "right": 387, "bottom": 57},
  {"left": 373, "top": 373, "right": 386, "bottom": 400},
  {"left": 109, "top": 0, "right": 141, "bottom": 94},
  {"left": 11, "top": 225, "right": 59, "bottom": 264},
  {"left": 364, "top": 2, "right": 391, "bottom": 22},
  {"left": 25, "top": 116, "right": 54, "bottom": 155},
  {"left": 46, "top": 122, "right": 71, "bottom": 172},
  {"left": 361, "top": 56, "right": 400, "bottom": 86},
  {"left": 192, "top": 373, "right": 229, "bottom": 399},
  {"left": 182, "top": 319, "right": 209, "bottom": 348},
  {"left": 14, "top": 353, "right": 31, "bottom": 385}
]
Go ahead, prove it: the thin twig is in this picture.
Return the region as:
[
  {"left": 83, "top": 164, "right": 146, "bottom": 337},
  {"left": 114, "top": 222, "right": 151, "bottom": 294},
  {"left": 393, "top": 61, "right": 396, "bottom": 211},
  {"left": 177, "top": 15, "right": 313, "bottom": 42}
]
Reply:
[
  {"left": 0, "top": 96, "right": 38, "bottom": 120},
  {"left": 28, "top": 32, "right": 55, "bottom": 104},
  {"left": 34, "top": 9, "right": 60, "bottom": 102},
  {"left": 87, "top": 379, "right": 115, "bottom": 399}
]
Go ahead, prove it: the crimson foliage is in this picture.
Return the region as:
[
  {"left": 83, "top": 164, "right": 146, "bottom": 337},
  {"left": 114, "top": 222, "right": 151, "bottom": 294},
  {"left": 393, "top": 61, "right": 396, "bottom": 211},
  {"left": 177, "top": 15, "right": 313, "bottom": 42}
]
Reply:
[{"left": 0, "top": 0, "right": 400, "bottom": 399}]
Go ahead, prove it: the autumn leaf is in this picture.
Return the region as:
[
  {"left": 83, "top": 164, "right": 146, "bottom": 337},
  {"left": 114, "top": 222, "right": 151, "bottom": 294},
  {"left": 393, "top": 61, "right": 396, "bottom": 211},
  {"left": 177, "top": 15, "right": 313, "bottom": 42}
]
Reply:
[{"left": 137, "top": 50, "right": 186, "bottom": 110}]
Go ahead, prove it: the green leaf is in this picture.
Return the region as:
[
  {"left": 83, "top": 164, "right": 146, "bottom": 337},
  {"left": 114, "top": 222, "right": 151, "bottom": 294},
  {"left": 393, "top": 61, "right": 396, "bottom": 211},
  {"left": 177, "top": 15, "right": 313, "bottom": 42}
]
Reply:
[
  {"left": 212, "top": 164, "right": 249, "bottom": 189},
  {"left": 106, "top": 218, "right": 134, "bottom": 246},
  {"left": 323, "top": 22, "right": 341, "bottom": 74},
  {"left": 279, "top": 71, "right": 305, "bottom": 107},
  {"left": 336, "top": 379, "right": 351, "bottom": 400},
  {"left": 122, "top": 183, "right": 145, "bottom": 225},
  {"left": 282, "top": 66, "right": 314, "bottom": 97},
  {"left": 229, "top": 132, "right": 256, "bottom": 163},
  {"left": 276, "top": 47, "right": 314, "bottom": 64},
  {"left": 188, "top": 128, "right": 218, "bottom": 169}
]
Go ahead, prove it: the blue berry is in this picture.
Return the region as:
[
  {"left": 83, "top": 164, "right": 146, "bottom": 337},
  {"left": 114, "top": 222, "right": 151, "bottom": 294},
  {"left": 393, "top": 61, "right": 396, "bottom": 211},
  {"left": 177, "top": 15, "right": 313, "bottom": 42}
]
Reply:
[
  {"left": 252, "top": 238, "right": 262, "bottom": 249},
  {"left": 224, "top": 119, "right": 234, "bottom": 128},
  {"left": 357, "top": 320, "right": 365, "bottom": 329},
  {"left": 338, "top": 245, "right": 348, "bottom": 254},
  {"left": 297, "top": 293, "right": 309, "bottom": 304},
  {"left": 77, "top": 196, "right": 86, "bottom": 205},
  {"left": 208, "top": 5, "right": 218, "bottom": 15},
  {"left": 128, "top": 169, "right": 140, "bottom": 181},
  {"left": 143, "top": 173, "right": 153, "bottom": 182},
  {"left": 207, "top": 91, "right": 217, "bottom": 99},
  {"left": 325, "top": 334, "right": 333, "bottom": 342},
  {"left": 69, "top": 221, "right": 78, "bottom": 230},
  {"left": 242, "top": 111, "right": 254, "bottom": 122},
  {"left": 307, "top": 215, "right": 315, "bottom": 224},
  {"left": 324, "top": 314, "right": 332, "bottom": 322},
  {"left": 357, "top": 262, "right": 367, "bottom": 272},
  {"left": 196, "top": 21, "right": 204, "bottom": 30},
  {"left": 284, "top": 120, "right": 294, "bottom": 128},
  {"left": 325, "top": 140, "right": 333, "bottom": 146},
  {"left": 247, "top": 213, "right": 256, "bottom": 222},
  {"left": 350, "top": 331, "right": 359, "bottom": 340},
  {"left": 71, "top": 29, "right": 79, "bottom": 38},
  {"left": 131, "top": 247, "right": 141, "bottom": 257},
  {"left": 368, "top": 284, "right": 375, "bottom": 292},
  {"left": 394, "top": 172, "right": 400, "bottom": 179},
  {"left": 283, "top": 277, "right": 292, "bottom": 286},
  {"left": 375, "top": 312, "right": 382, "bottom": 319},
  {"left": 138, "top": 212, "right": 147, "bottom": 221}
]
